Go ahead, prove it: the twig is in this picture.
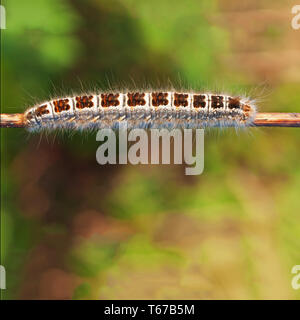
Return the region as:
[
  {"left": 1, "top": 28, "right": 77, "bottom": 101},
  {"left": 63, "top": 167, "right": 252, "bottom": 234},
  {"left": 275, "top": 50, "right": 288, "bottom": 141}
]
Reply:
[
  {"left": 0, "top": 113, "right": 25, "bottom": 128},
  {"left": 0, "top": 112, "right": 300, "bottom": 128},
  {"left": 253, "top": 113, "right": 300, "bottom": 127}
]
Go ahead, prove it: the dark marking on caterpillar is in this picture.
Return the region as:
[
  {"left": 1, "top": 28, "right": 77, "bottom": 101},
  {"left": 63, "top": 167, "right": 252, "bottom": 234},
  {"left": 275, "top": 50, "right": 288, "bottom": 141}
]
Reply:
[
  {"left": 101, "top": 93, "right": 120, "bottom": 107},
  {"left": 127, "top": 92, "right": 146, "bottom": 106},
  {"left": 53, "top": 99, "right": 71, "bottom": 113},
  {"left": 35, "top": 104, "right": 50, "bottom": 117},
  {"left": 75, "top": 95, "right": 94, "bottom": 109},
  {"left": 211, "top": 95, "right": 224, "bottom": 109},
  {"left": 228, "top": 97, "right": 241, "bottom": 109},
  {"left": 151, "top": 92, "right": 169, "bottom": 107},
  {"left": 174, "top": 93, "right": 189, "bottom": 107},
  {"left": 193, "top": 95, "right": 207, "bottom": 108}
]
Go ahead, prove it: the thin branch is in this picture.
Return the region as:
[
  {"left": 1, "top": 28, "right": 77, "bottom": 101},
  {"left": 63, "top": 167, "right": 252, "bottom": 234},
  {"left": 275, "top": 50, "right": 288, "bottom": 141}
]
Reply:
[
  {"left": 0, "top": 113, "right": 25, "bottom": 128},
  {"left": 253, "top": 113, "right": 300, "bottom": 127},
  {"left": 0, "top": 112, "right": 300, "bottom": 128}
]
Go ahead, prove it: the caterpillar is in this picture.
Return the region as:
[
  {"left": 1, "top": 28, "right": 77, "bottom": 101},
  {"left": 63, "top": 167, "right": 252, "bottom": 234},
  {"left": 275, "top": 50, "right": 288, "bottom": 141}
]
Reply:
[{"left": 20, "top": 91, "right": 256, "bottom": 131}]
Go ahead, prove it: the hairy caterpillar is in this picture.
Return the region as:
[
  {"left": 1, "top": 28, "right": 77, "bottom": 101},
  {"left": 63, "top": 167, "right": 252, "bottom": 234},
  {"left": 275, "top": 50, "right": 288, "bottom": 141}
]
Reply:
[{"left": 21, "top": 91, "right": 256, "bottom": 131}]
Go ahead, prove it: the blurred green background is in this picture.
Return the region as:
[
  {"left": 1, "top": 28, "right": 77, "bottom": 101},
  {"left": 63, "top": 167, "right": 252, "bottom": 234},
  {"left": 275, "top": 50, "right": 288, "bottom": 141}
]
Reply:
[{"left": 1, "top": 0, "right": 300, "bottom": 299}]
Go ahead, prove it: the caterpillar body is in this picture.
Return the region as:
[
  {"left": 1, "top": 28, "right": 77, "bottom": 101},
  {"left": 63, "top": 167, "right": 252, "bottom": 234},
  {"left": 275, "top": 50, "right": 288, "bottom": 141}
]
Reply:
[{"left": 24, "top": 91, "right": 256, "bottom": 131}]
